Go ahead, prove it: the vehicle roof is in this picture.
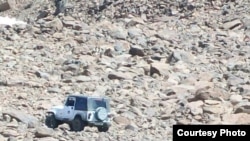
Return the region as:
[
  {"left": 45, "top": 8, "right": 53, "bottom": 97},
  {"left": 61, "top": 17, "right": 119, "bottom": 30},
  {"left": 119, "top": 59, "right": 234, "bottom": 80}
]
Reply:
[{"left": 67, "top": 94, "right": 109, "bottom": 99}]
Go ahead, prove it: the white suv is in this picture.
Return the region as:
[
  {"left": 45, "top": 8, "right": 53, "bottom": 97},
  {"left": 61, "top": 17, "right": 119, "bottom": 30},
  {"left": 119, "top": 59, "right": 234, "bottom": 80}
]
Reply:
[{"left": 45, "top": 94, "right": 112, "bottom": 132}]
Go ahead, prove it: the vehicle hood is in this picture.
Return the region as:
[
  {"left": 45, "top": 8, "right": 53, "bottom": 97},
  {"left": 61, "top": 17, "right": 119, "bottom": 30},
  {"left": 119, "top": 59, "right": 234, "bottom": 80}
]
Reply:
[
  {"left": 52, "top": 105, "right": 64, "bottom": 110},
  {"left": 48, "top": 105, "right": 64, "bottom": 113}
]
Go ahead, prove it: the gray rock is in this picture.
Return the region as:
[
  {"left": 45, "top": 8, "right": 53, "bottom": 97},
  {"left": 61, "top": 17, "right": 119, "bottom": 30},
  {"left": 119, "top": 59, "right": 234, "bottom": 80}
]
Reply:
[
  {"left": 35, "top": 127, "right": 54, "bottom": 138},
  {"left": 136, "top": 36, "right": 148, "bottom": 47},
  {"left": 47, "top": 87, "right": 61, "bottom": 93},
  {"left": 167, "top": 49, "right": 195, "bottom": 64},
  {"left": 125, "top": 124, "right": 137, "bottom": 131},
  {"left": 221, "top": 19, "right": 242, "bottom": 30},
  {"left": 109, "top": 26, "right": 128, "bottom": 40},
  {"left": 222, "top": 113, "right": 250, "bottom": 124},
  {"left": 155, "top": 29, "right": 177, "bottom": 40},
  {"left": 7, "top": 137, "right": 17, "bottom": 141},
  {"left": 62, "top": 64, "right": 79, "bottom": 72},
  {"left": 242, "top": 18, "right": 250, "bottom": 29},
  {"left": 189, "top": 86, "right": 213, "bottom": 101},
  {"left": 227, "top": 75, "right": 245, "bottom": 86},
  {"left": 150, "top": 62, "right": 170, "bottom": 76},
  {"left": 239, "top": 85, "right": 250, "bottom": 95},
  {"left": 108, "top": 71, "right": 135, "bottom": 80},
  {"left": 114, "top": 41, "right": 130, "bottom": 53},
  {"left": 34, "top": 137, "right": 59, "bottom": 141},
  {"left": 187, "top": 101, "right": 203, "bottom": 115},
  {"left": 114, "top": 43, "right": 124, "bottom": 53},
  {"left": 113, "top": 116, "right": 130, "bottom": 125},
  {"left": 103, "top": 48, "right": 114, "bottom": 57},
  {"left": 0, "top": 2, "right": 10, "bottom": 12},
  {"left": 93, "top": 86, "right": 109, "bottom": 95},
  {"left": 203, "top": 105, "right": 224, "bottom": 114},
  {"left": 6, "top": 34, "right": 20, "bottom": 41},
  {"left": 75, "top": 76, "right": 92, "bottom": 83},
  {"left": 144, "top": 108, "right": 157, "bottom": 117},
  {"left": 2, "top": 129, "right": 19, "bottom": 137},
  {"left": 45, "top": 18, "right": 63, "bottom": 31},
  {"left": 230, "top": 94, "right": 243, "bottom": 105},
  {"left": 204, "top": 100, "right": 221, "bottom": 105},
  {"left": 62, "top": 20, "right": 83, "bottom": 30},
  {"left": 234, "top": 101, "right": 250, "bottom": 114},
  {"left": 58, "top": 123, "right": 70, "bottom": 131},
  {"left": 129, "top": 45, "right": 145, "bottom": 57},
  {"left": 130, "top": 107, "right": 143, "bottom": 117},
  {"left": 35, "top": 71, "right": 50, "bottom": 80},
  {"left": 2, "top": 108, "right": 39, "bottom": 128},
  {"left": 128, "top": 27, "right": 142, "bottom": 38},
  {"left": 121, "top": 111, "right": 137, "bottom": 120}
]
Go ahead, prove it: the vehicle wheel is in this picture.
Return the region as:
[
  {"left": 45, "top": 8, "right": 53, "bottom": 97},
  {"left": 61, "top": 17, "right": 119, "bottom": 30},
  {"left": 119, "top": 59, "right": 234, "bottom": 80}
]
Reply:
[
  {"left": 45, "top": 113, "right": 59, "bottom": 129},
  {"left": 97, "top": 125, "right": 109, "bottom": 132},
  {"left": 70, "top": 116, "right": 84, "bottom": 132},
  {"left": 95, "top": 107, "right": 108, "bottom": 121}
]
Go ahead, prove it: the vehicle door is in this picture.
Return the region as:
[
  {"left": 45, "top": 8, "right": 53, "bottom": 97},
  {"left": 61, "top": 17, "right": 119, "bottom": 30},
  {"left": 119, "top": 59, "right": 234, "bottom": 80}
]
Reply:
[
  {"left": 63, "top": 97, "right": 76, "bottom": 120},
  {"left": 75, "top": 97, "right": 88, "bottom": 120}
]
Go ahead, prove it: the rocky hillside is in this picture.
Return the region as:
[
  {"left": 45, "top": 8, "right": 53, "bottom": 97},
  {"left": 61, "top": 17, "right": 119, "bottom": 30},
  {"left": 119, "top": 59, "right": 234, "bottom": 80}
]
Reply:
[{"left": 0, "top": 0, "right": 250, "bottom": 140}]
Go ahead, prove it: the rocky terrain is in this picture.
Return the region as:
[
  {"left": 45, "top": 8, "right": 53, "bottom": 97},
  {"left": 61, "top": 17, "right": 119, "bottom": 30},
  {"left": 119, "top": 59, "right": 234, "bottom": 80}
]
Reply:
[{"left": 0, "top": 0, "right": 250, "bottom": 140}]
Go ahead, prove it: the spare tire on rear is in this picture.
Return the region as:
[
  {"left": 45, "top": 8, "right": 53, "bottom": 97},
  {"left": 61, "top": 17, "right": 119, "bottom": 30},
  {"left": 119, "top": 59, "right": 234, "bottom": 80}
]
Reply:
[{"left": 95, "top": 107, "right": 108, "bottom": 121}]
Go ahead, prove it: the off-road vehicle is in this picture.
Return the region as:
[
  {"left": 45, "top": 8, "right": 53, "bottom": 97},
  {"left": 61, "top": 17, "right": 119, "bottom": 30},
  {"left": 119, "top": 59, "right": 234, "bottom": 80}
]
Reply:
[{"left": 45, "top": 94, "right": 111, "bottom": 132}]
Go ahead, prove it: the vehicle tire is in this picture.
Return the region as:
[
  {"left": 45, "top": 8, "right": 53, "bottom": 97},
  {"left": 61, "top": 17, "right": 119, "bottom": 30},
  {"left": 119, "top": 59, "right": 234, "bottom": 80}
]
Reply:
[
  {"left": 97, "top": 124, "right": 109, "bottom": 132},
  {"left": 70, "top": 116, "right": 84, "bottom": 132},
  {"left": 45, "top": 113, "right": 59, "bottom": 129},
  {"left": 95, "top": 107, "right": 108, "bottom": 121}
]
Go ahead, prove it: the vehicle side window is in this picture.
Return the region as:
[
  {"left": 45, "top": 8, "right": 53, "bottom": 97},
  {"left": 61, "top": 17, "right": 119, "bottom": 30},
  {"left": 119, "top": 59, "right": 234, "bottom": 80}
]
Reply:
[
  {"left": 75, "top": 97, "right": 87, "bottom": 111},
  {"left": 93, "top": 100, "right": 106, "bottom": 109}
]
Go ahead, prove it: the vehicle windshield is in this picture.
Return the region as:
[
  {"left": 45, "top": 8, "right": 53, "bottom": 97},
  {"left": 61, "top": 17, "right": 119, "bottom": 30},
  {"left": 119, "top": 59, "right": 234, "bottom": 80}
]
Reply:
[{"left": 65, "top": 98, "right": 75, "bottom": 106}]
